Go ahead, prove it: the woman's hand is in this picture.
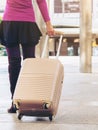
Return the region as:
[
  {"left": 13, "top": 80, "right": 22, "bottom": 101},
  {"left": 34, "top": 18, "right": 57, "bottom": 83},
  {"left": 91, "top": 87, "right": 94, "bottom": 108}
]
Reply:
[{"left": 45, "top": 21, "right": 55, "bottom": 36}]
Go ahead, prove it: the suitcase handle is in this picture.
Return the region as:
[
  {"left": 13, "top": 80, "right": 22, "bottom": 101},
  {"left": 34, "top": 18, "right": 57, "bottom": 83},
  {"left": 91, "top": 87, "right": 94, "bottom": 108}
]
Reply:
[{"left": 41, "top": 35, "right": 63, "bottom": 59}]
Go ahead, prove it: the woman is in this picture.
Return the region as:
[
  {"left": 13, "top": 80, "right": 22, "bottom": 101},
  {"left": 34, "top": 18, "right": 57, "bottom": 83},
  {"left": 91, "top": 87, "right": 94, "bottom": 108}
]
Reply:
[{"left": 0, "top": 0, "right": 55, "bottom": 113}]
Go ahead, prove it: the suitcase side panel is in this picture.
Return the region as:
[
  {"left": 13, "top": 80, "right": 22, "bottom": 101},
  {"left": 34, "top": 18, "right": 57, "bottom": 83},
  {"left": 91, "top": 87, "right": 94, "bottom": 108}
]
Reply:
[{"left": 51, "top": 64, "right": 64, "bottom": 115}]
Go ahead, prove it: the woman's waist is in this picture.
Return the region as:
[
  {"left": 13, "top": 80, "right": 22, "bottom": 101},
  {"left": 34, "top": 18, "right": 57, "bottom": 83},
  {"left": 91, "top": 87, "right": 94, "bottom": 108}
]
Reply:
[{"left": 3, "top": 8, "right": 36, "bottom": 22}]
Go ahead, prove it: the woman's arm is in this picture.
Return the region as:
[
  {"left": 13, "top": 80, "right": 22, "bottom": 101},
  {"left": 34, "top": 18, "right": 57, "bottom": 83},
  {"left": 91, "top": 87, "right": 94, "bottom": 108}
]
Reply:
[
  {"left": 36, "top": 0, "right": 55, "bottom": 35},
  {"left": 36, "top": 0, "right": 50, "bottom": 22}
]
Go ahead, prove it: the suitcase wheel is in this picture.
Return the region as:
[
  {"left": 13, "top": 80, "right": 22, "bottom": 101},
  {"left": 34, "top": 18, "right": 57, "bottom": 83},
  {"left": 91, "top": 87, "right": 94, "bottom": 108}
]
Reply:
[
  {"left": 49, "top": 115, "right": 53, "bottom": 121},
  {"left": 18, "top": 113, "right": 23, "bottom": 120}
]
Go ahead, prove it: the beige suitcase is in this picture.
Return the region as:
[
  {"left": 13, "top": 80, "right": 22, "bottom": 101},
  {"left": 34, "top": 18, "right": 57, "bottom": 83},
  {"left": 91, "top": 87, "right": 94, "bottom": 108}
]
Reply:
[{"left": 13, "top": 35, "right": 64, "bottom": 121}]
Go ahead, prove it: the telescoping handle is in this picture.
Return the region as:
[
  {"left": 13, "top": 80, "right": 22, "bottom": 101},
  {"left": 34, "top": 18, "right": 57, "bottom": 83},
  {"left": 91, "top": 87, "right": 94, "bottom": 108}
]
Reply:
[
  {"left": 41, "top": 35, "right": 63, "bottom": 59},
  {"left": 41, "top": 35, "right": 49, "bottom": 58}
]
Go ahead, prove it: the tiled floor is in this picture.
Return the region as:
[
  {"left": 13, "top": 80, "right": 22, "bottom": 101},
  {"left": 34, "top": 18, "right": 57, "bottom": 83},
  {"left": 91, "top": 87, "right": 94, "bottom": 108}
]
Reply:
[{"left": 0, "top": 56, "right": 98, "bottom": 130}]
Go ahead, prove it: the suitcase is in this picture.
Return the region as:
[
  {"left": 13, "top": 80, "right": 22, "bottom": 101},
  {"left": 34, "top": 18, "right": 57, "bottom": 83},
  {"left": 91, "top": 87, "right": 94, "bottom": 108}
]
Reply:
[{"left": 13, "top": 35, "right": 64, "bottom": 121}]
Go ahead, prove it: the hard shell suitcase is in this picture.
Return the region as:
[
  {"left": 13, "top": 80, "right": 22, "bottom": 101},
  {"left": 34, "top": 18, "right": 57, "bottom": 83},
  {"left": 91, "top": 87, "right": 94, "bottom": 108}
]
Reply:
[{"left": 13, "top": 35, "right": 64, "bottom": 121}]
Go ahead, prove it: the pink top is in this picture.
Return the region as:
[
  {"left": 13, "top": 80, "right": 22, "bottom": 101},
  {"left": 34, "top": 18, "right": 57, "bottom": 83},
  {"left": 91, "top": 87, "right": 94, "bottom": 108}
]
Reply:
[{"left": 3, "top": 0, "right": 50, "bottom": 22}]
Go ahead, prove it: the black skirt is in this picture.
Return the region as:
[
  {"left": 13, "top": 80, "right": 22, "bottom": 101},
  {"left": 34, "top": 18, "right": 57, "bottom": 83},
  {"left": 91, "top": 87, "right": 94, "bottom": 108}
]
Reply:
[{"left": 0, "top": 21, "right": 42, "bottom": 47}]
